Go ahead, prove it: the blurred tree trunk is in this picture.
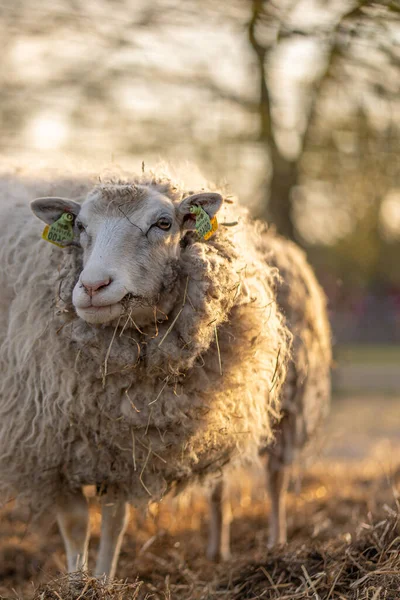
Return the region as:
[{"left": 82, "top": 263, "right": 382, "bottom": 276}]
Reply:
[
  {"left": 248, "top": 1, "right": 369, "bottom": 241},
  {"left": 248, "top": 0, "right": 296, "bottom": 241},
  {"left": 268, "top": 147, "right": 298, "bottom": 240}
]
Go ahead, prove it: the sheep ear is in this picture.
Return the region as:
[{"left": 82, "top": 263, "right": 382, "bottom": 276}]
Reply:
[
  {"left": 30, "top": 197, "right": 81, "bottom": 225},
  {"left": 177, "top": 192, "right": 223, "bottom": 228}
]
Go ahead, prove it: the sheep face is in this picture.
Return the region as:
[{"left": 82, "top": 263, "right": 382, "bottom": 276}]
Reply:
[{"left": 31, "top": 185, "right": 222, "bottom": 325}]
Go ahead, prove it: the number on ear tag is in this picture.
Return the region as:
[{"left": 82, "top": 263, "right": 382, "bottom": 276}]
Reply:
[
  {"left": 42, "top": 212, "right": 75, "bottom": 247},
  {"left": 190, "top": 205, "right": 218, "bottom": 240}
]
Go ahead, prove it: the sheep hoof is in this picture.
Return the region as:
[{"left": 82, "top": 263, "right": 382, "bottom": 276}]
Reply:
[
  {"left": 206, "top": 546, "right": 231, "bottom": 562},
  {"left": 267, "top": 535, "right": 287, "bottom": 549}
]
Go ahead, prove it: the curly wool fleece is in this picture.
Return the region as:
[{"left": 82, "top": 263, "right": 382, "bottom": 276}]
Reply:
[{"left": 0, "top": 169, "right": 320, "bottom": 514}]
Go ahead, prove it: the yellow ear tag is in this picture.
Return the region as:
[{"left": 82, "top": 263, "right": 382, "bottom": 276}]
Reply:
[
  {"left": 42, "top": 212, "right": 75, "bottom": 247},
  {"left": 190, "top": 205, "right": 218, "bottom": 240}
]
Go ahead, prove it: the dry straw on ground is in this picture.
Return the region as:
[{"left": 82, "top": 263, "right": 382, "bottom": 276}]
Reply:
[
  {"left": 23, "top": 511, "right": 400, "bottom": 600},
  {"left": 1, "top": 459, "right": 400, "bottom": 600},
  {"left": 32, "top": 573, "right": 142, "bottom": 600},
  {"left": 216, "top": 513, "right": 400, "bottom": 599}
]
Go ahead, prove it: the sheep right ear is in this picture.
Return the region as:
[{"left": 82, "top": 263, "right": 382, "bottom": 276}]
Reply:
[
  {"left": 30, "top": 197, "right": 81, "bottom": 225},
  {"left": 177, "top": 192, "right": 223, "bottom": 230}
]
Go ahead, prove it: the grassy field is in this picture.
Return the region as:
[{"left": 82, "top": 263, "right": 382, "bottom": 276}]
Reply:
[
  {"left": 1, "top": 395, "right": 400, "bottom": 600},
  {"left": 335, "top": 345, "right": 400, "bottom": 365},
  {"left": 333, "top": 347, "right": 400, "bottom": 395}
]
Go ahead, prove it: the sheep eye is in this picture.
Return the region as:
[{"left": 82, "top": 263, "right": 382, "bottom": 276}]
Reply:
[
  {"left": 156, "top": 218, "right": 171, "bottom": 231},
  {"left": 76, "top": 221, "right": 86, "bottom": 233}
]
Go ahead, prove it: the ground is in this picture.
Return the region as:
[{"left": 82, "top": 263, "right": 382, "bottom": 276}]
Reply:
[{"left": 1, "top": 395, "right": 400, "bottom": 600}]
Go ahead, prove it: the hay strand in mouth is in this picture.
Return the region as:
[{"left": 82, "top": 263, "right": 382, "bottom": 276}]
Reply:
[
  {"left": 129, "top": 315, "right": 145, "bottom": 335},
  {"left": 157, "top": 307, "right": 183, "bottom": 348},
  {"left": 148, "top": 377, "right": 170, "bottom": 406},
  {"left": 214, "top": 325, "right": 222, "bottom": 376},
  {"left": 269, "top": 346, "right": 281, "bottom": 393},
  {"left": 125, "top": 387, "right": 141, "bottom": 413},
  {"left": 131, "top": 429, "right": 137, "bottom": 472},
  {"left": 139, "top": 445, "right": 152, "bottom": 497},
  {"left": 102, "top": 315, "right": 122, "bottom": 387},
  {"left": 136, "top": 436, "right": 167, "bottom": 464},
  {"left": 157, "top": 276, "right": 189, "bottom": 348},
  {"left": 182, "top": 274, "right": 189, "bottom": 305},
  {"left": 145, "top": 407, "right": 153, "bottom": 436},
  {"left": 152, "top": 305, "right": 159, "bottom": 338},
  {"left": 119, "top": 310, "right": 132, "bottom": 337}
]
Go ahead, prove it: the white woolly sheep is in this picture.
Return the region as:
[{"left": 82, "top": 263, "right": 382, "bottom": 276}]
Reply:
[{"left": 0, "top": 168, "right": 331, "bottom": 577}]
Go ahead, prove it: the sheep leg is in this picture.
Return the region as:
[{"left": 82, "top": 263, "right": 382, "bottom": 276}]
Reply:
[
  {"left": 57, "top": 489, "right": 90, "bottom": 572},
  {"left": 266, "top": 460, "right": 289, "bottom": 547},
  {"left": 206, "top": 480, "right": 232, "bottom": 561},
  {"left": 95, "top": 492, "right": 129, "bottom": 578}
]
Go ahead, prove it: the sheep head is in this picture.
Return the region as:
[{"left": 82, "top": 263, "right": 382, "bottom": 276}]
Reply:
[{"left": 31, "top": 184, "right": 223, "bottom": 325}]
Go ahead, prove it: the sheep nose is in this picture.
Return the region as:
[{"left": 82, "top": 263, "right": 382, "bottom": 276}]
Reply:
[{"left": 81, "top": 277, "right": 111, "bottom": 296}]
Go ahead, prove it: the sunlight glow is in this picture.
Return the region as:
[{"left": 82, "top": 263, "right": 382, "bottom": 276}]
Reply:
[
  {"left": 293, "top": 182, "right": 354, "bottom": 245},
  {"left": 380, "top": 189, "right": 400, "bottom": 241},
  {"left": 27, "top": 113, "right": 68, "bottom": 150}
]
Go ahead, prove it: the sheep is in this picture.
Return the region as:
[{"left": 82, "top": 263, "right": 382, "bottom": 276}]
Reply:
[{"left": 0, "top": 167, "right": 331, "bottom": 577}]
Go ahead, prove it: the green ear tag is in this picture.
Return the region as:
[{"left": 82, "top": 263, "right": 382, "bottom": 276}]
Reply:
[
  {"left": 42, "top": 212, "right": 75, "bottom": 247},
  {"left": 190, "top": 205, "right": 213, "bottom": 238}
]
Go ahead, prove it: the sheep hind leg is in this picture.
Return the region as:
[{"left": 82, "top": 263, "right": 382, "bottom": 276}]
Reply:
[
  {"left": 266, "top": 459, "right": 289, "bottom": 548},
  {"left": 95, "top": 490, "right": 129, "bottom": 579},
  {"left": 57, "top": 489, "right": 90, "bottom": 573},
  {"left": 206, "top": 480, "right": 232, "bottom": 562}
]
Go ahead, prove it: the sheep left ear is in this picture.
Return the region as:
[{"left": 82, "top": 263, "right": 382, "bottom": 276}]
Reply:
[
  {"left": 30, "top": 197, "right": 81, "bottom": 225},
  {"left": 177, "top": 192, "right": 223, "bottom": 227}
]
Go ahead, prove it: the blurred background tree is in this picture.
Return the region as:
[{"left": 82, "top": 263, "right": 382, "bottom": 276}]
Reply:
[{"left": 1, "top": 0, "right": 399, "bottom": 344}]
